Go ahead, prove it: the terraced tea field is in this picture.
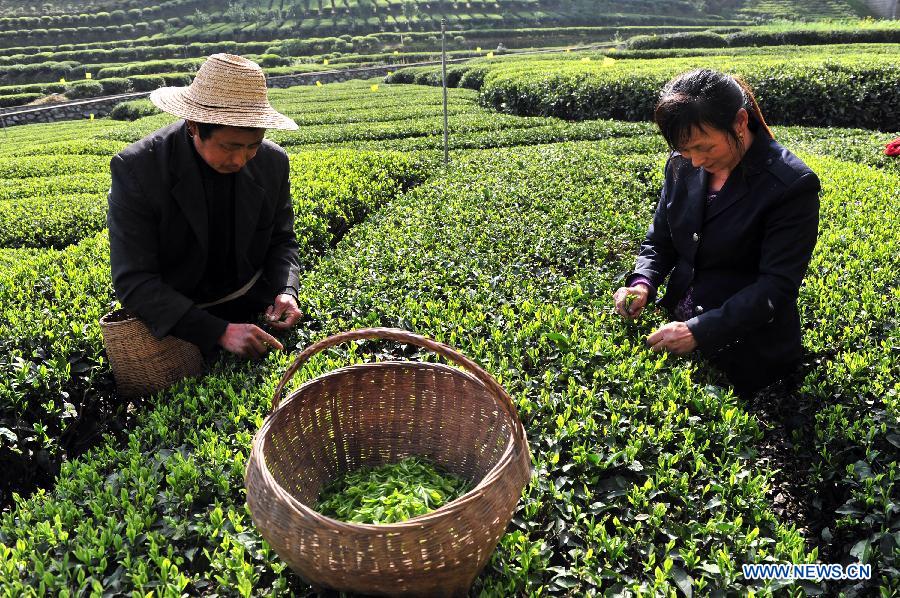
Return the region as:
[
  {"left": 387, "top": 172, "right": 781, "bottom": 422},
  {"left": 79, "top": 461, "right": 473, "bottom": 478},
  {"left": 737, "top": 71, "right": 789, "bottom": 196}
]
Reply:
[{"left": 0, "top": 75, "right": 897, "bottom": 596}]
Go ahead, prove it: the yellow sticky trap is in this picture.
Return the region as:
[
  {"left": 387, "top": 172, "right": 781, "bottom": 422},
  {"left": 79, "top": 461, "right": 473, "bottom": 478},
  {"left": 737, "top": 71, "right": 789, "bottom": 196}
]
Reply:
[
  {"left": 565, "top": 48, "right": 571, "bottom": 53},
  {"left": 387, "top": 71, "right": 393, "bottom": 76},
  {"left": 86, "top": 72, "right": 92, "bottom": 79},
  {"left": 370, "top": 84, "right": 379, "bottom": 92},
  {"left": 316, "top": 81, "right": 323, "bottom": 87},
  {"left": 476, "top": 46, "right": 481, "bottom": 52},
  {"left": 394, "top": 50, "right": 399, "bottom": 55},
  {"left": 323, "top": 59, "right": 329, "bottom": 65},
  {"left": 59, "top": 77, "right": 66, "bottom": 84},
  {"left": 603, "top": 57, "right": 616, "bottom": 66},
  {"left": 486, "top": 51, "right": 494, "bottom": 58},
  {"left": 89, "top": 114, "right": 94, "bottom": 120}
]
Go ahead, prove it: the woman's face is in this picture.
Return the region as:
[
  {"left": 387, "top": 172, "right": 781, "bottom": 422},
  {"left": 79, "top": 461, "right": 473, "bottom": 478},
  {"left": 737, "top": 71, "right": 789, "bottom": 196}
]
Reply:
[{"left": 677, "top": 124, "right": 740, "bottom": 175}]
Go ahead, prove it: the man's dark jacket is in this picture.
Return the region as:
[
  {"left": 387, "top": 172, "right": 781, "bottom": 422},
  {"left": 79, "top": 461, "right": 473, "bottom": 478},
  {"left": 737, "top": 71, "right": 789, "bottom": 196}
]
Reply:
[
  {"left": 630, "top": 133, "right": 820, "bottom": 387},
  {"left": 107, "top": 120, "right": 300, "bottom": 350}
]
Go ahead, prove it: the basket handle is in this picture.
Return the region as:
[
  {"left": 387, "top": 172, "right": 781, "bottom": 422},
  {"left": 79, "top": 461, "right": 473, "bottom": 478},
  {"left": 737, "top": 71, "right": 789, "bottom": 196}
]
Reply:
[{"left": 271, "top": 327, "right": 526, "bottom": 447}]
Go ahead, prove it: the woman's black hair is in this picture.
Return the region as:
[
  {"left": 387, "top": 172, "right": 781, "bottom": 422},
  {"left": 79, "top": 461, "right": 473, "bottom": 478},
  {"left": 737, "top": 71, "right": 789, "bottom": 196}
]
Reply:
[{"left": 654, "top": 68, "right": 773, "bottom": 153}]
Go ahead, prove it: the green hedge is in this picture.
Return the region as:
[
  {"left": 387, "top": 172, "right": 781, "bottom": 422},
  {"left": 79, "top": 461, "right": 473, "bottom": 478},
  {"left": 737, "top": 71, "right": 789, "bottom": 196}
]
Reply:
[
  {"left": 0, "top": 92, "right": 40, "bottom": 107},
  {"left": 95, "top": 59, "right": 203, "bottom": 79},
  {"left": 9, "top": 139, "right": 128, "bottom": 158},
  {"left": 626, "top": 27, "right": 900, "bottom": 50},
  {"left": 109, "top": 99, "right": 160, "bottom": 121},
  {"left": 627, "top": 31, "right": 728, "bottom": 49},
  {"left": 0, "top": 172, "right": 111, "bottom": 202},
  {"left": 0, "top": 154, "right": 108, "bottom": 179},
  {"left": 602, "top": 41, "right": 900, "bottom": 60},
  {"left": 0, "top": 194, "right": 107, "bottom": 249},
  {"left": 98, "top": 77, "right": 133, "bottom": 95},
  {"left": 0, "top": 82, "right": 65, "bottom": 97},
  {"left": 791, "top": 153, "right": 899, "bottom": 593},
  {"left": 727, "top": 27, "right": 900, "bottom": 47},
  {"left": 0, "top": 60, "right": 84, "bottom": 85},
  {"left": 64, "top": 80, "right": 103, "bottom": 100},
  {"left": 399, "top": 53, "right": 900, "bottom": 130}
]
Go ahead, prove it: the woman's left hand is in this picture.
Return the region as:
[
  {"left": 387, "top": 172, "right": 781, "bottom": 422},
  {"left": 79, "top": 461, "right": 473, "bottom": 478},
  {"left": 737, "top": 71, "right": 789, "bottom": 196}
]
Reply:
[{"left": 647, "top": 322, "right": 697, "bottom": 355}]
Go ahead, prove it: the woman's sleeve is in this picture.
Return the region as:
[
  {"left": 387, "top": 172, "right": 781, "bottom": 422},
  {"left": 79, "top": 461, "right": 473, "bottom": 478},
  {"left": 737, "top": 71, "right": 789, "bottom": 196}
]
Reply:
[
  {"left": 685, "top": 170, "right": 821, "bottom": 352},
  {"left": 628, "top": 156, "right": 679, "bottom": 301}
]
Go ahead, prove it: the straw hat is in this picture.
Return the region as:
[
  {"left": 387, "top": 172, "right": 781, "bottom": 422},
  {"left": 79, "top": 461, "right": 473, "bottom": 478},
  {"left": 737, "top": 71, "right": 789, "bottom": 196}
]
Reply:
[{"left": 150, "top": 53, "right": 298, "bottom": 130}]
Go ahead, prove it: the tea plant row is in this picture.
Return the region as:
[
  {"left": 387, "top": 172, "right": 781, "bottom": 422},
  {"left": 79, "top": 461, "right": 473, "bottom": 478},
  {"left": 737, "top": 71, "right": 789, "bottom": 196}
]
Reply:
[
  {"left": 388, "top": 48, "right": 900, "bottom": 130},
  {"left": 1, "top": 136, "right": 897, "bottom": 594}
]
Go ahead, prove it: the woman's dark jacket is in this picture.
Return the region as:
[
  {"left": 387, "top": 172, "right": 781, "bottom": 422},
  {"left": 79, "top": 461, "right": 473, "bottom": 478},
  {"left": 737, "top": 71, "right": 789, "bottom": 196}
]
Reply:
[
  {"left": 629, "top": 134, "right": 820, "bottom": 386},
  {"left": 107, "top": 120, "right": 300, "bottom": 353}
]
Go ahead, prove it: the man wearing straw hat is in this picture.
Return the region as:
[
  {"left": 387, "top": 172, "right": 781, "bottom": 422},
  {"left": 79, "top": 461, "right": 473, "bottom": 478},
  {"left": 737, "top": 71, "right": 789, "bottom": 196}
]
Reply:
[{"left": 108, "top": 54, "right": 301, "bottom": 361}]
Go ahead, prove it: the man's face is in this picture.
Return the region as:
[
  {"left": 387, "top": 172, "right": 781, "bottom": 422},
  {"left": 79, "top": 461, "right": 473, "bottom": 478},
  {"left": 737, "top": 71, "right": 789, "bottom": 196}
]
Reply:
[{"left": 190, "top": 124, "right": 266, "bottom": 174}]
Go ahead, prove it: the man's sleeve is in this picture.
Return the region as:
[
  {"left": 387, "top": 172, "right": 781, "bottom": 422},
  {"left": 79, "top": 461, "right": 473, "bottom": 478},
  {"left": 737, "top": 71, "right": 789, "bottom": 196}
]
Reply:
[
  {"left": 108, "top": 153, "right": 227, "bottom": 352},
  {"left": 685, "top": 171, "right": 821, "bottom": 352},
  {"left": 264, "top": 151, "right": 301, "bottom": 298},
  {"left": 628, "top": 156, "right": 679, "bottom": 301}
]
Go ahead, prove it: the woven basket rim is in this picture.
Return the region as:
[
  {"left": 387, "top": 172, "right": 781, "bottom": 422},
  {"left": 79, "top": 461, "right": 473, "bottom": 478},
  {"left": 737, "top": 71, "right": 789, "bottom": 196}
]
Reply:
[
  {"left": 99, "top": 308, "right": 138, "bottom": 328},
  {"left": 251, "top": 360, "right": 528, "bottom": 533}
]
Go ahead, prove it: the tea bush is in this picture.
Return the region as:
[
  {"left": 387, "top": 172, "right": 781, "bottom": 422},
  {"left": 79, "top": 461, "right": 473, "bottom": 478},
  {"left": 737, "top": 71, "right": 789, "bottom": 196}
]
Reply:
[
  {"left": 485, "top": 57, "right": 900, "bottom": 130},
  {"left": 3, "top": 139, "right": 871, "bottom": 594},
  {"left": 0, "top": 91, "right": 39, "bottom": 107},
  {"left": 0, "top": 155, "right": 108, "bottom": 179},
  {"left": 390, "top": 51, "right": 900, "bottom": 130},
  {"left": 626, "top": 26, "right": 900, "bottom": 50},
  {"left": 109, "top": 99, "right": 160, "bottom": 121},
  {"left": 0, "top": 194, "right": 107, "bottom": 249},
  {"left": 607, "top": 41, "right": 900, "bottom": 60},
  {"left": 6, "top": 139, "right": 128, "bottom": 158},
  {"left": 627, "top": 31, "right": 728, "bottom": 49},
  {"left": 0, "top": 79, "right": 897, "bottom": 596},
  {"left": 63, "top": 80, "right": 103, "bottom": 100},
  {"left": 0, "top": 81, "right": 65, "bottom": 97},
  {"left": 0, "top": 172, "right": 112, "bottom": 202},
  {"left": 791, "top": 154, "right": 900, "bottom": 585},
  {"left": 0, "top": 120, "right": 123, "bottom": 157}
]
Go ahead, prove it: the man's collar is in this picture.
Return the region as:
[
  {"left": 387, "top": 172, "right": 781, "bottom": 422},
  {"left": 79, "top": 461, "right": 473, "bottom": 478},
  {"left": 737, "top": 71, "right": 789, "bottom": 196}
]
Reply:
[{"left": 183, "top": 122, "right": 230, "bottom": 180}]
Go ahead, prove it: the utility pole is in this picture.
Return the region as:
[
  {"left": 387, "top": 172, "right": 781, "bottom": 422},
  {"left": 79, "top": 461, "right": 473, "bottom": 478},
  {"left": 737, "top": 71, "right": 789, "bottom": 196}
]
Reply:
[{"left": 441, "top": 18, "right": 449, "bottom": 167}]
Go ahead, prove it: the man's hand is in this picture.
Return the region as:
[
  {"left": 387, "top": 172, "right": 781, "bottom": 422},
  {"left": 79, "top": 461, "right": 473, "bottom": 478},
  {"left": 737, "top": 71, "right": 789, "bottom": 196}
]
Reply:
[
  {"left": 647, "top": 322, "right": 697, "bottom": 355},
  {"left": 219, "top": 323, "right": 284, "bottom": 359},
  {"left": 613, "top": 285, "right": 650, "bottom": 319},
  {"left": 265, "top": 293, "right": 302, "bottom": 331}
]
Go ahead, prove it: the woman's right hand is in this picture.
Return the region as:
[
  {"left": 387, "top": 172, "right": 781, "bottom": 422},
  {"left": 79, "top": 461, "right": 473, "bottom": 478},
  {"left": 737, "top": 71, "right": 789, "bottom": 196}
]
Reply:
[{"left": 613, "top": 285, "right": 650, "bottom": 319}]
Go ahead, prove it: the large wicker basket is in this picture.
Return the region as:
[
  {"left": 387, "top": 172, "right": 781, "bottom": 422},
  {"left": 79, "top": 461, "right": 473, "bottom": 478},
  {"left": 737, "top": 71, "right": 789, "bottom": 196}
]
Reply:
[
  {"left": 245, "top": 328, "right": 532, "bottom": 597},
  {"left": 99, "top": 309, "right": 205, "bottom": 399}
]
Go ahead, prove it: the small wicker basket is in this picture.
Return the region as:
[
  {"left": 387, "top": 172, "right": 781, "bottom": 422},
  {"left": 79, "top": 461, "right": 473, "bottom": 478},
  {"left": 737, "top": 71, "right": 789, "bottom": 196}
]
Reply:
[
  {"left": 245, "top": 328, "right": 532, "bottom": 597},
  {"left": 99, "top": 309, "right": 205, "bottom": 399}
]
